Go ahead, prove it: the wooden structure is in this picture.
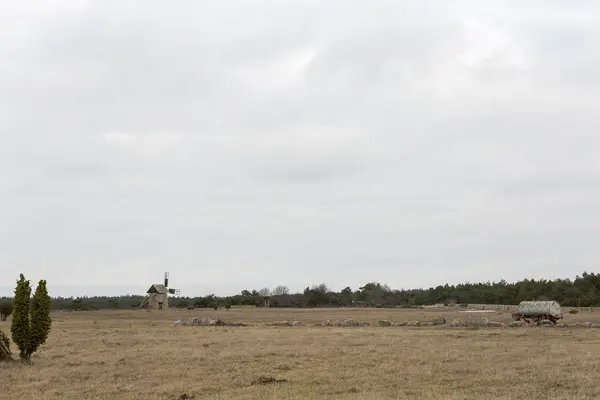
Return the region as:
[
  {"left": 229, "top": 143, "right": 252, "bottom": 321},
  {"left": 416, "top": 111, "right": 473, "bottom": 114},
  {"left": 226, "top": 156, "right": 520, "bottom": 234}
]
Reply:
[
  {"left": 146, "top": 284, "right": 169, "bottom": 310},
  {"left": 138, "top": 272, "right": 180, "bottom": 310}
]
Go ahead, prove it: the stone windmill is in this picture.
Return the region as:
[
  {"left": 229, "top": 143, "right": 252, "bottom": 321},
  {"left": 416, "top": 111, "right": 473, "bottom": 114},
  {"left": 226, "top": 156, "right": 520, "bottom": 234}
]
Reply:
[{"left": 139, "top": 272, "right": 180, "bottom": 310}]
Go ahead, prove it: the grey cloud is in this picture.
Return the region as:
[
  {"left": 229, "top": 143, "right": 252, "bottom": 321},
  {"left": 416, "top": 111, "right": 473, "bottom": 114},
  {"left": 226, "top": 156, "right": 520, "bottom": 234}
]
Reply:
[{"left": 2, "top": 1, "right": 600, "bottom": 296}]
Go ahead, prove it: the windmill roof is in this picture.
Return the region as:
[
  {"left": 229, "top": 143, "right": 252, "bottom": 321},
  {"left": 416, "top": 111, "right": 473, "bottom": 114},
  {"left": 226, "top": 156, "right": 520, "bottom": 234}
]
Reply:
[{"left": 147, "top": 284, "right": 168, "bottom": 294}]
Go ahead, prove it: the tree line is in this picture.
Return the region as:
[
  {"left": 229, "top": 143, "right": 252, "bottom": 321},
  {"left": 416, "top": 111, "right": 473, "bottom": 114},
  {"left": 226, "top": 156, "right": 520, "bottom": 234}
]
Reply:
[{"left": 3, "top": 271, "right": 599, "bottom": 311}]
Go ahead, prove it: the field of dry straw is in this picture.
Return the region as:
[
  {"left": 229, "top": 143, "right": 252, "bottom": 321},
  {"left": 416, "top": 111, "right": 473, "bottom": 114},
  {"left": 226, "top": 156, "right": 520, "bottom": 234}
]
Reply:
[{"left": 2, "top": 307, "right": 600, "bottom": 399}]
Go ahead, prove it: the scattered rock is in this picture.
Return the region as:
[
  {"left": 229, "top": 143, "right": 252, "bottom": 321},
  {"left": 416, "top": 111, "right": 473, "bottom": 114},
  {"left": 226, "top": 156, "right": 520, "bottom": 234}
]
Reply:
[
  {"left": 173, "top": 320, "right": 187, "bottom": 326},
  {"left": 406, "top": 321, "right": 421, "bottom": 327},
  {"left": 266, "top": 321, "right": 304, "bottom": 327},
  {"left": 190, "top": 317, "right": 214, "bottom": 326},
  {"left": 266, "top": 321, "right": 291, "bottom": 327},
  {"left": 395, "top": 321, "right": 408, "bottom": 326},
  {"left": 378, "top": 320, "right": 394, "bottom": 327},
  {"left": 177, "top": 394, "right": 195, "bottom": 400},
  {"left": 227, "top": 321, "right": 248, "bottom": 327},
  {"left": 447, "top": 318, "right": 503, "bottom": 328},
  {"left": 538, "top": 319, "right": 554, "bottom": 327},
  {"left": 186, "top": 317, "right": 246, "bottom": 327},
  {"left": 508, "top": 321, "right": 525, "bottom": 327}
]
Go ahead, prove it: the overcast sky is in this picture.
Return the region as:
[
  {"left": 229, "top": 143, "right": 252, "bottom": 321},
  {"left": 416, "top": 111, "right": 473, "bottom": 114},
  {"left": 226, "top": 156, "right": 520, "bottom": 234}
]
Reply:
[{"left": 1, "top": 1, "right": 600, "bottom": 297}]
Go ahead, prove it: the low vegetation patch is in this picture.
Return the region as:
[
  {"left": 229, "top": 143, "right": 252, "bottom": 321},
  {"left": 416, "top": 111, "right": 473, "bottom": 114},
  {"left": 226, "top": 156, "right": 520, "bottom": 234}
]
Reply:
[
  {"left": 0, "top": 331, "right": 12, "bottom": 361},
  {"left": 251, "top": 376, "right": 289, "bottom": 385},
  {"left": 0, "top": 300, "right": 12, "bottom": 322}
]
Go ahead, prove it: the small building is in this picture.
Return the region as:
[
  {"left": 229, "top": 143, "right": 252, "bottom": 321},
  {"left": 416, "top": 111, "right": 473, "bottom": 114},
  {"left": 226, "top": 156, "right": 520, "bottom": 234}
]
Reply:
[
  {"left": 146, "top": 284, "right": 169, "bottom": 310},
  {"left": 138, "top": 272, "right": 179, "bottom": 310}
]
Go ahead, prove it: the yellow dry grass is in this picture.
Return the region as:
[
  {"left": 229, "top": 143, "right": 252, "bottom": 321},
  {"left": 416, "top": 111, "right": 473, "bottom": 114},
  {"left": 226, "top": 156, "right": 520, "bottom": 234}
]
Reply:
[{"left": 2, "top": 307, "right": 600, "bottom": 399}]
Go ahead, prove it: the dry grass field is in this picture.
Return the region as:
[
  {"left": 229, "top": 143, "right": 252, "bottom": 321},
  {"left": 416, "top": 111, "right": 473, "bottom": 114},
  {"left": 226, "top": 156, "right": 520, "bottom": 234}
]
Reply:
[{"left": 2, "top": 307, "right": 600, "bottom": 399}]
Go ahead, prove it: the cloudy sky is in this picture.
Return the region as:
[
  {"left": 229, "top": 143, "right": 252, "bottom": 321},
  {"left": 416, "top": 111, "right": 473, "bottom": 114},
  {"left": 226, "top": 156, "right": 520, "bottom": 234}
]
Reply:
[{"left": 1, "top": 0, "right": 599, "bottom": 297}]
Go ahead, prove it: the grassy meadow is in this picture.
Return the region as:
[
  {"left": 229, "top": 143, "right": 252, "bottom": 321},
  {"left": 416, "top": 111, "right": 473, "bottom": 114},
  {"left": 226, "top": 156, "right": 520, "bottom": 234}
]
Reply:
[{"left": 2, "top": 307, "right": 600, "bottom": 399}]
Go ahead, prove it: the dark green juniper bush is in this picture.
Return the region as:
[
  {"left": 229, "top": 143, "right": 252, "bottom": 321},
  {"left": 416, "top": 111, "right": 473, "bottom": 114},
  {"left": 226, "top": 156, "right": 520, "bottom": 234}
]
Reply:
[{"left": 10, "top": 274, "right": 51, "bottom": 362}]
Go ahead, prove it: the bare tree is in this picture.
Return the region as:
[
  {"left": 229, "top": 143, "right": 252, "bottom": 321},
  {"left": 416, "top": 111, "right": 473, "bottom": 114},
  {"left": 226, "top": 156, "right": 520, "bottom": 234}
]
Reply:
[
  {"left": 272, "top": 285, "right": 290, "bottom": 296},
  {"left": 257, "top": 287, "right": 271, "bottom": 297},
  {"left": 311, "top": 283, "right": 329, "bottom": 294}
]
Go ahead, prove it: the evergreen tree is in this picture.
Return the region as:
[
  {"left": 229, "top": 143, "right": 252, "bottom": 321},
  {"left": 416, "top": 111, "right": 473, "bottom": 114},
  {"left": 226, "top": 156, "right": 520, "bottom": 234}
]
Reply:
[
  {"left": 30, "top": 280, "right": 51, "bottom": 353},
  {"left": 11, "top": 274, "right": 31, "bottom": 361},
  {"left": 10, "top": 274, "right": 51, "bottom": 362}
]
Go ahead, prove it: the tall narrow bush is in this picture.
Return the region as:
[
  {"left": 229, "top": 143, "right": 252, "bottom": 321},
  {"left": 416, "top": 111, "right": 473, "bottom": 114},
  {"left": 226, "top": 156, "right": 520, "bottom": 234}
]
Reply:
[
  {"left": 10, "top": 274, "right": 51, "bottom": 362},
  {"left": 11, "top": 274, "right": 31, "bottom": 361},
  {"left": 30, "top": 280, "right": 51, "bottom": 349}
]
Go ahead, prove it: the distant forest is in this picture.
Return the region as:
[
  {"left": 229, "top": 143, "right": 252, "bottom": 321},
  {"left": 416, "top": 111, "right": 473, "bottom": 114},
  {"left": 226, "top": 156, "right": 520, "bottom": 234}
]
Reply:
[{"left": 2, "top": 272, "right": 600, "bottom": 311}]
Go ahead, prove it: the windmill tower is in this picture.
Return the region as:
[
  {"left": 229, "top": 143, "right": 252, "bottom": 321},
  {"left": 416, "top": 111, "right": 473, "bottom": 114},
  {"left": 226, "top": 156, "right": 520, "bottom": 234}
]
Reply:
[{"left": 138, "top": 272, "right": 180, "bottom": 310}]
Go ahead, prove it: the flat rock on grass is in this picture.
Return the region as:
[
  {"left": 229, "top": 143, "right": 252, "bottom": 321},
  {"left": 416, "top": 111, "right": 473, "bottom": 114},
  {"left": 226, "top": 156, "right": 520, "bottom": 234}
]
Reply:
[
  {"left": 266, "top": 321, "right": 294, "bottom": 327},
  {"left": 341, "top": 319, "right": 369, "bottom": 327}
]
